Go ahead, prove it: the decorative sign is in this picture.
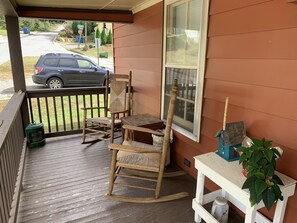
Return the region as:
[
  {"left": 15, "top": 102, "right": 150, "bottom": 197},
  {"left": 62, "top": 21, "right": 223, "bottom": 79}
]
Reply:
[
  {"left": 95, "top": 38, "right": 101, "bottom": 48},
  {"left": 77, "top": 24, "right": 84, "bottom": 30}
]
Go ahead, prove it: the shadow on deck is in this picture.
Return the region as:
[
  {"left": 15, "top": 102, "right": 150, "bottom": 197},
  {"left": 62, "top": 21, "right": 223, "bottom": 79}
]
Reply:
[{"left": 17, "top": 135, "right": 197, "bottom": 223}]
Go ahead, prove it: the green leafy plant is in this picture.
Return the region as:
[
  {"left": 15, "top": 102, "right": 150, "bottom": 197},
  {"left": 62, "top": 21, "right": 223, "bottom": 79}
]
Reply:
[
  {"left": 237, "top": 138, "right": 284, "bottom": 210},
  {"left": 106, "top": 29, "right": 112, "bottom": 44},
  {"left": 100, "top": 29, "right": 107, "bottom": 45}
]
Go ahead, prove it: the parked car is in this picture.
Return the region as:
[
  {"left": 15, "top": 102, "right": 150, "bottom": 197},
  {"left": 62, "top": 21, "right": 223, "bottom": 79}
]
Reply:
[{"left": 32, "top": 53, "right": 112, "bottom": 89}]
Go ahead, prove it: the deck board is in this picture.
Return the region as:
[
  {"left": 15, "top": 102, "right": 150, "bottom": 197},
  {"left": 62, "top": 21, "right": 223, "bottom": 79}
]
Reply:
[{"left": 17, "top": 135, "right": 197, "bottom": 223}]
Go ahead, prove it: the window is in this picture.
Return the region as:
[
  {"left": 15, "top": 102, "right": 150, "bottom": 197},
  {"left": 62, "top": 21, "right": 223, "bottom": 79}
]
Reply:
[
  {"left": 59, "top": 58, "right": 77, "bottom": 68},
  {"left": 162, "top": 0, "right": 209, "bottom": 141},
  {"left": 43, "top": 58, "right": 59, "bottom": 67},
  {"left": 77, "top": 60, "right": 94, "bottom": 69}
]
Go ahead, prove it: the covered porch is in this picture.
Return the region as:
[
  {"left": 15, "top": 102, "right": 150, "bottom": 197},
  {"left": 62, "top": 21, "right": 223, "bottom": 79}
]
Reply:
[
  {"left": 1, "top": 89, "right": 243, "bottom": 223},
  {"left": 1, "top": 0, "right": 297, "bottom": 222}
]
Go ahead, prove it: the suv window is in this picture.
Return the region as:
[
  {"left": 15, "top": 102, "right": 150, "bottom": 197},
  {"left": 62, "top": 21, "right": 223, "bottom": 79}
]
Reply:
[
  {"left": 59, "top": 58, "right": 77, "bottom": 68},
  {"left": 77, "top": 60, "right": 94, "bottom": 69},
  {"left": 43, "top": 58, "right": 59, "bottom": 67}
]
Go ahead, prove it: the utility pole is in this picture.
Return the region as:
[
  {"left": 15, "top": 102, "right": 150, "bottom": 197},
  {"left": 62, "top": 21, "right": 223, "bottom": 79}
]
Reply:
[{"left": 83, "top": 21, "right": 88, "bottom": 51}]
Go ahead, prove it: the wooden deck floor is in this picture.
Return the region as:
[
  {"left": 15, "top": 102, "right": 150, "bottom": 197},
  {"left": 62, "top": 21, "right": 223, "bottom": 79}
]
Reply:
[{"left": 17, "top": 134, "right": 243, "bottom": 223}]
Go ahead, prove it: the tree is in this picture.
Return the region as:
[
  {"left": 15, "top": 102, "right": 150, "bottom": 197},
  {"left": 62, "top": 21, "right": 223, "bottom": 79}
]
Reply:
[
  {"left": 100, "top": 29, "right": 107, "bottom": 45},
  {"left": 19, "top": 18, "right": 51, "bottom": 31},
  {"left": 106, "top": 30, "right": 112, "bottom": 44},
  {"left": 96, "top": 28, "right": 100, "bottom": 38},
  {"left": 0, "top": 15, "right": 6, "bottom": 29}
]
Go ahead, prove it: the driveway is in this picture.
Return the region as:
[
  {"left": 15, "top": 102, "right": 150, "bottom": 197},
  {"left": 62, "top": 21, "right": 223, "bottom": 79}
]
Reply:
[{"left": 0, "top": 32, "right": 69, "bottom": 65}]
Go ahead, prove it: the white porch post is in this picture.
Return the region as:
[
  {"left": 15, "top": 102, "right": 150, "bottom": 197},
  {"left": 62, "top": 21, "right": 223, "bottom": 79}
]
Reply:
[{"left": 5, "top": 16, "right": 26, "bottom": 92}]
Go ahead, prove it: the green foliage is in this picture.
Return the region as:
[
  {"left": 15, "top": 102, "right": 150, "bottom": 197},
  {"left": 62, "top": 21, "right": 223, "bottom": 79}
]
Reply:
[
  {"left": 71, "top": 21, "right": 97, "bottom": 36},
  {"left": 58, "top": 28, "right": 73, "bottom": 38},
  {"left": 96, "top": 28, "right": 100, "bottom": 38},
  {"left": 106, "top": 29, "right": 112, "bottom": 44},
  {"left": 19, "top": 18, "right": 51, "bottom": 32},
  {"left": 99, "top": 51, "right": 108, "bottom": 58},
  {"left": 0, "top": 15, "right": 6, "bottom": 29},
  {"left": 100, "top": 29, "right": 107, "bottom": 45},
  {"left": 237, "top": 138, "right": 284, "bottom": 210}
]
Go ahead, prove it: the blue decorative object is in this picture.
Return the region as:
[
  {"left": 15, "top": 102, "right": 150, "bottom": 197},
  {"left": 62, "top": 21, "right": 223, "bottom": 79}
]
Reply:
[{"left": 215, "top": 121, "right": 245, "bottom": 161}]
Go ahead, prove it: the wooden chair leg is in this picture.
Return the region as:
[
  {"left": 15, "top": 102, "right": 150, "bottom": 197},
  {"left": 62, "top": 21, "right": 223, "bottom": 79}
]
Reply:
[
  {"left": 108, "top": 150, "right": 118, "bottom": 195},
  {"left": 155, "top": 172, "right": 164, "bottom": 199},
  {"left": 110, "top": 114, "right": 115, "bottom": 143},
  {"left": 82, "top": 111, "right": 87, "bottom": 143},
  {"left": 155, "top": 156, "right": 167, "bottom": 198}
]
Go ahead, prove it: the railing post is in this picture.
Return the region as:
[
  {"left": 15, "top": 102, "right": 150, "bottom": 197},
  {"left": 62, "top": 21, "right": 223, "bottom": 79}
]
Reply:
[{"left": 21, "top": 94, "right": 30, "bottom": 128}]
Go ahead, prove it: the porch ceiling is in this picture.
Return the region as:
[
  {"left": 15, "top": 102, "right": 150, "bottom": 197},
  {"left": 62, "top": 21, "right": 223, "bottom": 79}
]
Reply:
[
  {"left": 1, "top": 0, "right": 161, "bottom": 22},
  {"left": 16, "top": 0, "right": 150, "bottom": 11}
]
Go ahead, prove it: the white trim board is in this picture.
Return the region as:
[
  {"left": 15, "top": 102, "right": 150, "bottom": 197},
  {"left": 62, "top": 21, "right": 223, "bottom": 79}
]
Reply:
[{"left": 132, "top": 0, "right": 162, "bottom": 14}]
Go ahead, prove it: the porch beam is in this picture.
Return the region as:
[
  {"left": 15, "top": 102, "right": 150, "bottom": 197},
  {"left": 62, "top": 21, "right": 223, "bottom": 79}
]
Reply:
[
  {"left": 5, "top": 16, "right": 26, "bottom": 92},
  {"left": 0, "top": 0, "right": 17, "bottom": 16},
  {"left": 17, "top": 6, "right": 133, "bottom": 23}
]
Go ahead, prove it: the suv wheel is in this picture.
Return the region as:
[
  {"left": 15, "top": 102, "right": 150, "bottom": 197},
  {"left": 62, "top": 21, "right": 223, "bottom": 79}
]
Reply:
[{"left": 48, "top": 77, "right": 63, "bottom": 89}]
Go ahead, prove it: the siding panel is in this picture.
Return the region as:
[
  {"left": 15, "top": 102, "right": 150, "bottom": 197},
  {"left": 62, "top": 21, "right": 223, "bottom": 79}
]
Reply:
[
  {"left": 114, "top": 28, "right": 162, "bottom": 47},
  {"left": 210, "top": 0, "right": 271, "bottom": 15},
  {"left": 208, "top": 28, "right": 297, "bottom": 59},
  {"left": 206, "top": 58, "right": 297, "bottom": 91},
  {"left": 202, "top": 99, "right": 297, "bottom": 152},
  {"left": 204, "top": 79, "right": 297, "bottom": 121},
  {"left": 113, "top": 2, "right": 163, "bottom": 116},
  {"left": 113, "top": 4, "right": 162, "bottom": 39},
  {"left": 209, "top": 0, "right": 297, "bottom": 36}
]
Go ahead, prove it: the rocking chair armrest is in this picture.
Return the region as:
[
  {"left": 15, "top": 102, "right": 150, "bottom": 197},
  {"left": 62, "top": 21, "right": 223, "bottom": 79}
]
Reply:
[
  {"left": 109, "top": 143, "right": 162, "bottom": 154},
  {"left": 122, "top": 125, "right": 164, "bottom": 136},
  {"left": 81, "top": 106, "right": 106, "bottom": 111}
]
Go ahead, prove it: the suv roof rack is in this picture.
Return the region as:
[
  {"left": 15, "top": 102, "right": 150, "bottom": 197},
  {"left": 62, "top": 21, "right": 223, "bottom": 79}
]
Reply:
[{"left": 44, "top": 53, "right": 83, "bottom": 58}]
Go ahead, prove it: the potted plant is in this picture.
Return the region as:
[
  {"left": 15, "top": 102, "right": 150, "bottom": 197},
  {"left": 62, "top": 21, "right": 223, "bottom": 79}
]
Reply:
[{"left": 237, "top": 138, "right": 284, "bottom": 210}]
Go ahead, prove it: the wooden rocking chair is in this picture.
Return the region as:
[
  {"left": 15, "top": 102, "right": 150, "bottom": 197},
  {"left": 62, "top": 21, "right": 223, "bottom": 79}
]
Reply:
[
  {"left": 106, "top": 79, "right": 188, "bottom": 203},
  {"left": 82, "top": 71, "right": 132, "bottom": 143}
]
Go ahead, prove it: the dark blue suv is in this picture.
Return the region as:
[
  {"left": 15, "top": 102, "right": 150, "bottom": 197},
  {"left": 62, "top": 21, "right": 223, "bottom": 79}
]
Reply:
[{"left": 32, "top": 53, "right": 111, "bottom": 89}]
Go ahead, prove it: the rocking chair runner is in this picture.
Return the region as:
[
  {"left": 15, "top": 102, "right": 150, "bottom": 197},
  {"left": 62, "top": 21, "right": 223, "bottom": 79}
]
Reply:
[
  {"left": 81, "top": 71, "right": 132, "bottom": 143},
  {"left": 106, "top": 79, "right": 188, "bottom": 203}
]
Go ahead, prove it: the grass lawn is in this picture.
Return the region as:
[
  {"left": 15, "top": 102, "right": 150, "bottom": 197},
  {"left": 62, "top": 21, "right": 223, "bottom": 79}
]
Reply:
[
  {"left": 70, "top": 45, "right": 113, "bottom": 59},
  {"left": 0, "top": 56, "right": 39, "bottom": 80},
  {"left": 0, "top": 29, "right": 7, "bottom": 36}
]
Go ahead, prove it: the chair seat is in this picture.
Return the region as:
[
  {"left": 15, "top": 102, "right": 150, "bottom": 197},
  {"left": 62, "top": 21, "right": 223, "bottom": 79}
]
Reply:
[
  {"left": 117, "top": 141, "right": 161, "bottom": 168},
  {"left": 86, "top": 117, "right": 122, "bottom": 126}
]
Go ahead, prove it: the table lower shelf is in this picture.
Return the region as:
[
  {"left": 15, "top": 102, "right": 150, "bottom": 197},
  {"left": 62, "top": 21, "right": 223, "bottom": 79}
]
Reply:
[{"left": 192, "top": 189, "right": 271, "bottom": 223}]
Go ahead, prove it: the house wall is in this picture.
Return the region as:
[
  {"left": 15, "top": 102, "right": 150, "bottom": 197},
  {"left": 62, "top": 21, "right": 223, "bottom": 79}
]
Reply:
[
  {"left": 173, "top": 0, "right": 297, "bottom": 221},
  {"left": 113, "top": 0, "right": 297, "bottom": 221},
  {"left": 113, "top": 2, "right": 163, "bottom": 117}
]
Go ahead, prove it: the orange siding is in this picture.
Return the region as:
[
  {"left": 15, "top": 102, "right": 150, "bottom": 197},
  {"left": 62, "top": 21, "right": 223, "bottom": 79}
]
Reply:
[
  {"left": 113, "top": 2, "right": 163, "bottom": 117},
  {"left": 114, "top": 0, "right": 297, "bottom": 221},
  {"left": 176, "top": 0, "right": 297, "bottom": 221}
]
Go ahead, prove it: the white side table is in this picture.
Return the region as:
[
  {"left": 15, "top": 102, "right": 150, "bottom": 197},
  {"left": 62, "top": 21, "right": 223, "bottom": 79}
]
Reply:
[{"left": 192, "top": 152, "right": 296, "bottom": 223}]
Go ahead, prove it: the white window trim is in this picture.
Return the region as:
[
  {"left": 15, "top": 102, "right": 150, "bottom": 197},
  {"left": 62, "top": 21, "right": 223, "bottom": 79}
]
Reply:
[{"left": 161, "top": 0, "right": 210, "bottom": 142}]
